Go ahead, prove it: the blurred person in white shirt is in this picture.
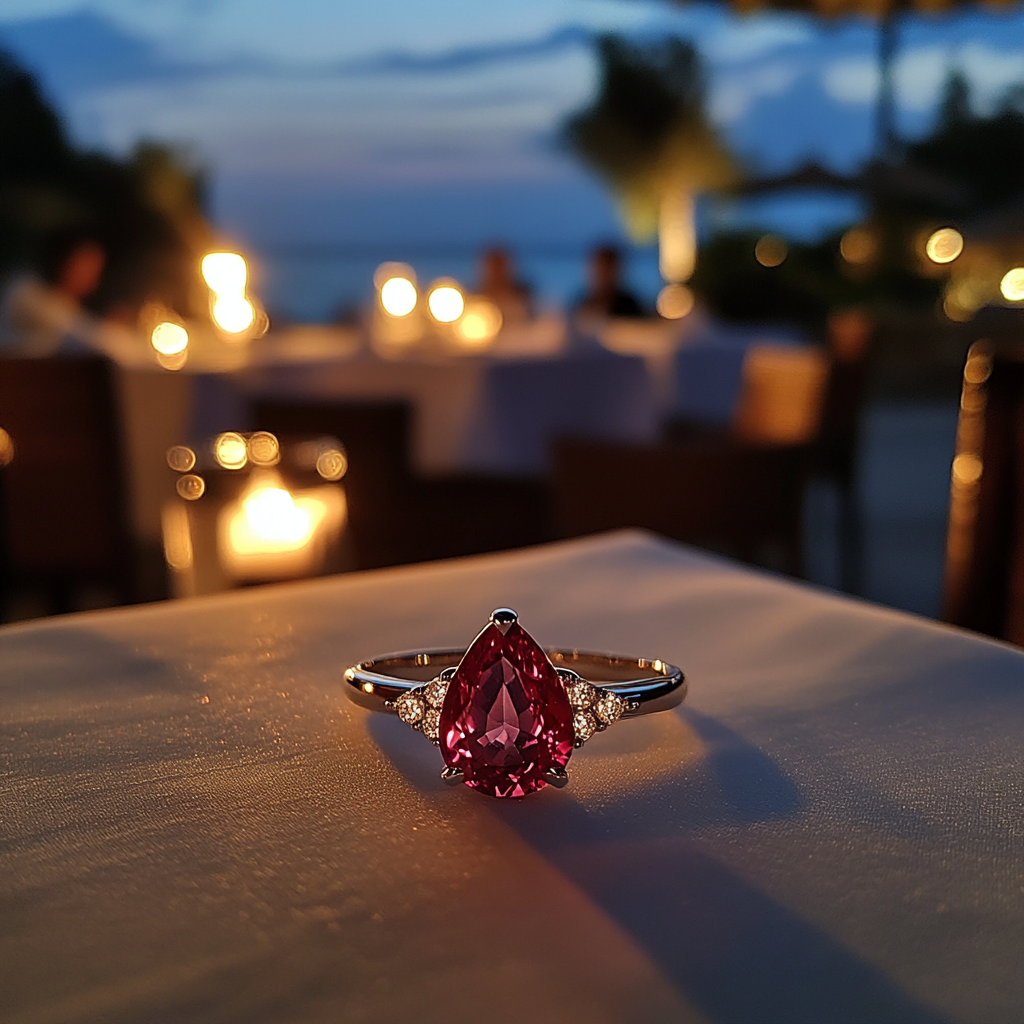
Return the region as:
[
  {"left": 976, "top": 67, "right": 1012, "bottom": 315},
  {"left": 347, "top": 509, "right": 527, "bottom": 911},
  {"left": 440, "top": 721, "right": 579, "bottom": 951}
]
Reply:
[{"left": 0, "top": 227, "right": 106, "bottom": 357}]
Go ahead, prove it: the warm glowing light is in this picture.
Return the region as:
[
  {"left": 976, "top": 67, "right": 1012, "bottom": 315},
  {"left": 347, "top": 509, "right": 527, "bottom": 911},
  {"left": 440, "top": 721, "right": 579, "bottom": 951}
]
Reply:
[
  {"left": 0, "top": 427, "right": 13, "bottom": 468},
  {"left": 427, "top": 284, "right": 465, "bottom": 323},
  {"left": 166, "top": 445, "right": 196, "bottom": 472},
  {"left": 162, "top": 502, "right": 193, "bottom": 570},
  {"left": 247, "top": 432, "right": 280, "bottom": 467},
  {"left": 656, "top": 283, "right": 695, "bottom": 320},
  {"left": 999, "top": 267, "right": 1024, "bottom": 302},
  {"left": 952, "top": 453, "right": 983, "bottom": 485},
  {"left": 232, "top": 485, "right": 317, "bottom": 552},
  {"left": 212, "top": 295, "right": 256, "bottom": 334},
  {"left": 316, "top": 448, "right": 348, "bottom": 481},
  {"left": 176, "top": 474, "right": 206, "bottom": 500},
  {"left": 380, "top": 277, "right": 418, "bottom": 317},
  {"left": 201, "top": 252, "right": 247, "bottom": 295},
  {"left": 755, "top": 235, "right": 788, "bottom": 268},
  {"left": 926, "top": 228, "right": 964, "bottom": 265},
  {"left": 217, "top": 472, "right": 346, "bottom": 580},
  {"left": 151, "top": 321, "right": 188, "bottom": 356},
  {"left": 840, "top": 227, "right": 877, "bottom": 265},
  {"left": 214, "top": 432, "right": 248, "bottom": 470},
  {"left": 455, "top": 298, "right": 502, "bottom": 346}
]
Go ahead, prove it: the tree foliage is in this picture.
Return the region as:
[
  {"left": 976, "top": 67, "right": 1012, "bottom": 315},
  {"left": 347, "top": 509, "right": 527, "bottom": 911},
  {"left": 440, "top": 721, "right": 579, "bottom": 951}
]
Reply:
[
  {"left": 561, "top": 35, "right": 736, "bottom": 240},
  {"left": 0, "top": 51, "right": 210, "bottom": 315}
]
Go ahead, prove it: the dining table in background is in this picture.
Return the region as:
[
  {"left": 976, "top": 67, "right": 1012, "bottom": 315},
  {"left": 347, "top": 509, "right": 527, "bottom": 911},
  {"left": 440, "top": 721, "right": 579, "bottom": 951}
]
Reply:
[{"left": 3, "top": 529, "right": 1023, "bottom": 1024}]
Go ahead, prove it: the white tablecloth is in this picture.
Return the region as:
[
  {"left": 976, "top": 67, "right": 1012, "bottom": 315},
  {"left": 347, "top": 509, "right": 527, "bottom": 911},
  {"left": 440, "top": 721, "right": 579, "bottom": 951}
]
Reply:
[{"left": 3, "top": 531, "right": 1023, "bottom": 1023}]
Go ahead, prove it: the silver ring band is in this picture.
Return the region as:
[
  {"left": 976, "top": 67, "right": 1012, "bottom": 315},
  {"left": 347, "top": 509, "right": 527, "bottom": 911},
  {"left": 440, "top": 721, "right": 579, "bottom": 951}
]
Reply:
[{"left": 345, "top": 649, "right": 686, "bottom": 717}]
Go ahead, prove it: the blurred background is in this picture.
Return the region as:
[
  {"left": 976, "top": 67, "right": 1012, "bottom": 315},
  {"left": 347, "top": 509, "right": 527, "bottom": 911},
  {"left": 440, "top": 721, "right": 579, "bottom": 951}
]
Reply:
[{"left": 2, "top": 0, "right": 1023, "bottom": 642}]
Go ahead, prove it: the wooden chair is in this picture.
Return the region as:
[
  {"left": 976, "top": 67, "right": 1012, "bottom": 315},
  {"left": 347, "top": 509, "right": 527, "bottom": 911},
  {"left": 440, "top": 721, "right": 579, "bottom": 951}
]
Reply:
[
  {"left": 942, "top": 342, "right": 1024, "bottom": 644},
  {"left": 0, "top": 356, "right": 134, "bottom": 614},
  {"left": 553, "top": 436, "right": 808, "bottom": 575}
]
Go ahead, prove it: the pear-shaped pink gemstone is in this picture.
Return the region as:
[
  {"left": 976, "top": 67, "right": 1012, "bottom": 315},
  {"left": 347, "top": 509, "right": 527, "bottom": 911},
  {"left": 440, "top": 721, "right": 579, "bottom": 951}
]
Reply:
[{"left": 440, "top": 621, "right": 573, "bottom": 797}]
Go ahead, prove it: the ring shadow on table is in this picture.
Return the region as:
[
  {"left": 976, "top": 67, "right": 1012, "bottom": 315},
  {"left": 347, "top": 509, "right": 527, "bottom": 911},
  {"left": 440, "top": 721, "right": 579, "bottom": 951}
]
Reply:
[{"left": 368, "top": 708, "right": 950, "bottom": 1024}]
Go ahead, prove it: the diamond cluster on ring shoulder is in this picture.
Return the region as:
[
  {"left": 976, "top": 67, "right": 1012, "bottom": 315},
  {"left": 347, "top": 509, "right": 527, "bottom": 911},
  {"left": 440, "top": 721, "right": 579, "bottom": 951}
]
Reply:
[
  {"left": 558, "top": 671, "right": 628, "bottom": 747},
  {"left": 394, "top": 676, "right": 450, "bottom": 744}
]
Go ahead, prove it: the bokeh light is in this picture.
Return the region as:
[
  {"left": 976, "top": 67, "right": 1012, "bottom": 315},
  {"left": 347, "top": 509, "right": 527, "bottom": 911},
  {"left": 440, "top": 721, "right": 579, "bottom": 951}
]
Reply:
[
  {"left": 754, "top": 235, "right": 788, "bottom": 268},
  {"left": 176, "top": 474, "right": 206, "bottom": 500},
  {"left": 212, "top": 295, "right": 256, "bottom": 334},
  {"left": 840, "top": 227, "right": 877, "bottom": 265},
  {"left": 166, "top": 445, "right": 196, "bottom": 472},
  {"left": 380, "top": 276, "right": 418, "bottom": 317},
  {"left": 316, "top": 448, "right": 348, "bottom": 481},
  {"left": 214, "top": 432, "right": 248, "bottom": 470},
  {"left": 248, "top": 432, "right": 280, "bottom": 467},
  {"left": 656, "top": 283, "right": 695, "bottom": 320},
  {"left": 455, "top": 298, "right": 502, "bottom": 346},
  {"left": 0, "top": 427, "right": 13, "bottom": 468},
  {"left": 925, "top": 228, "right": 964, "bottom": 265},
  {"left": 427, "top": 283, "right": 465, "bottom": 323},
  {"left": 201, "top": 252, "right": 247, "bottom": 295},
  {"left": 150, "top": 321, "right": 189, "bottom": 356},
  {"left": 999, "top": 268, "right": 1024, "bottom": 302}
]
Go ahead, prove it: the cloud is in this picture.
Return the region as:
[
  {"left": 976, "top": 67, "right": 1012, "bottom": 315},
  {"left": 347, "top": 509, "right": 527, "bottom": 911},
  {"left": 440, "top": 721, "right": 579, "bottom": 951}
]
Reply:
[
  {"left": 711, "top": 61, "right": 804, "bottom": 123},
  {"left": 822, "top": 56, "right": 879, "bottom": 105}
]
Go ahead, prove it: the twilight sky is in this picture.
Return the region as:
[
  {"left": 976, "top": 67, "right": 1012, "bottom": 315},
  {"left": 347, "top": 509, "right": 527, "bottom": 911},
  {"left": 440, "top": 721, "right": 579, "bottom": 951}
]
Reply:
[{"left": 2, "top": 1, "right": 1023, "bottom": 256}]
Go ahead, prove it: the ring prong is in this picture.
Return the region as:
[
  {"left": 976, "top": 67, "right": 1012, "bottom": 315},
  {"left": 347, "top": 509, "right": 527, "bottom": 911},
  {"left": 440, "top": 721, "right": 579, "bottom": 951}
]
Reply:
[
  {"left": 544, "top": 766, "right": 569, "bottom": 788},
  {"left": 440, "top": 766, "right": 464, "bottom": 787},
  {"left": 489, "top": 608, "right": 518, "bottom": 635}
]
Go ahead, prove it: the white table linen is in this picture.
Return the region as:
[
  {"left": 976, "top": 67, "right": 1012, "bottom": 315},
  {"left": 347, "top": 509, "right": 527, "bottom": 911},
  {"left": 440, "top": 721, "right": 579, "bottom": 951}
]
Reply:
[{"left": 3, "top": 530, "right": 1023, "bottom": 1023}]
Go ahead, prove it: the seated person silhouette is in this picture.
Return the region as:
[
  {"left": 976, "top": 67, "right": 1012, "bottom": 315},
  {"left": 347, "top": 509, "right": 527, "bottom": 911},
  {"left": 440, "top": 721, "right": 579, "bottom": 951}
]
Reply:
[
  {"left": 478, "top": 247, "right": 532, "bottom": 324},
  {"left": 0, "top": 227, "right": 106, "bottom": 357},
  {"left": 574, "top": 245, "right": 643, "bottom": 319}
]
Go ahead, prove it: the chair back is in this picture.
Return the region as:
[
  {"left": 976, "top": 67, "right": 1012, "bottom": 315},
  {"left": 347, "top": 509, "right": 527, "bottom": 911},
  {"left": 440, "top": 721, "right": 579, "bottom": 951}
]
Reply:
[
  {"left": 734, "top": 344, "right": 830, "bottom": 445},
  {"left": 554, "top": 437, "right": 807, "bottom": 575},
  {"left": 942, "top": 342, "right": 1024, "bottom": 644},
  {"left": 0, "top": 356, "right": 131, "bottom": 591}
]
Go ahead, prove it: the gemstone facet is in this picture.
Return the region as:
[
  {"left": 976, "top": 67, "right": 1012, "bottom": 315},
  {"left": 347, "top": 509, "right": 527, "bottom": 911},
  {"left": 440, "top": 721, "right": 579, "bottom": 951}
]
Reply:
[{"left": 439, "top": 620, "right": 574, "bottom": 797}]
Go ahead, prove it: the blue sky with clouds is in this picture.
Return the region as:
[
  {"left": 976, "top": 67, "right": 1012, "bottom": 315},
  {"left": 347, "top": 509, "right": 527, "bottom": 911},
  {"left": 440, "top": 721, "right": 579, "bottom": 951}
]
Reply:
[{"left": 1, "top": 0, "right": 1023, "bottom": 314}]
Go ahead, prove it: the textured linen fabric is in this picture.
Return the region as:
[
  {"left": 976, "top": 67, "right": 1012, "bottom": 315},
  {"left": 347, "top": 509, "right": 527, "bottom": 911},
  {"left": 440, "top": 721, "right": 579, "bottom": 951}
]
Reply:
[{"left": 2, "top": 531, "right": 1023, "bottom": 1024}]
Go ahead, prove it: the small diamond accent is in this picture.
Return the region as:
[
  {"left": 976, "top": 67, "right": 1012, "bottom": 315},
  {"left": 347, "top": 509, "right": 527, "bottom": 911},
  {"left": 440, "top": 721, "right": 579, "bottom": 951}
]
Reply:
[
  {"left": 573, "top": 710, "right": 597, "bottom": 743},
  {"left": 565, "top": 680, "right": 596, "bottom": 709},
  {"left": 424, "top": 678, "right": 448, "bottom": 708},
  {"left": 422, "top": 708, "right": 441, "bottom": 743},
  {"left": 396, "top": 692, "right": 425, "bottom": 724},
  {"left": 594, "top": 691, "right": 627, "bottom": 725}
]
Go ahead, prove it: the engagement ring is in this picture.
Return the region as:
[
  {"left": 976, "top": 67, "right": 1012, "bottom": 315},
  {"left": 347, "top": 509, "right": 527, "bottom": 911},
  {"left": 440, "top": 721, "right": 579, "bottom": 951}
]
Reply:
[{"left": 344, "top": 608, "right": 686, "bottom": 798}]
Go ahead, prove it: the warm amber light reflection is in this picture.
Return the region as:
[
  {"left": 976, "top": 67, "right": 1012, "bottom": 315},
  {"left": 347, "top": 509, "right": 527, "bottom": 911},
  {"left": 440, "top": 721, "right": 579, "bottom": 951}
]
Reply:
[
  {"left": 754, "top": 234, "right": 788, "bottom": 267},
  {"left": 455, "top": 297, "right": 502, "bottom": 346},
  {"left": 214, "top": 432, "right": 248, "bottom": 470},
  {"left": 166, "top": 445, "right": 196, "bottom": 472},
  {"left": 999, "top": 267, "right": 1024, "bottom": 302},
  {"left": 247, "top": 431, "right": 280, "bottom": 467},
  {"left": 380, "top": 277, "right": 418, "bottom": 317},
  {"left": 151, "top": 321, "right": 189, "bottom": 356},
  {"left": 427, "top": 283, "right": 465, "bottom": 323},
  {"left": 316, "top": 448, "right": 348, "bottom": 481},
  {"left": 176, "top": 473, "right": 206, "bottom": 500},
  {"left": 925, "top": 228, "right": 964, "bottom": 264},
  {"left": 656, "top": 283, "right": 695, "bottom": 319},
  {"left": 231, "top": 484, "right": 318, "bottom": 551},
  {"left": 201, "top": 252, "right": 247, "bottom": 294},
  {"left": 162, "top": 502, "right": 193, "bottom": 570}
]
